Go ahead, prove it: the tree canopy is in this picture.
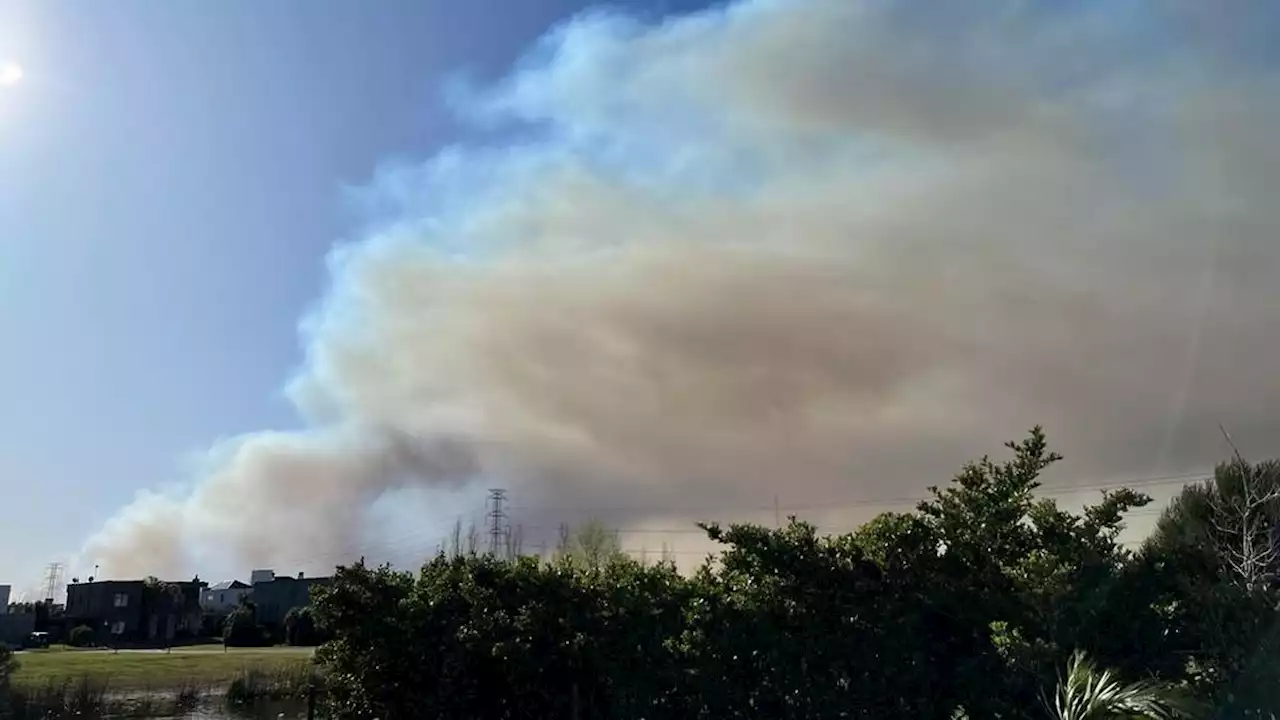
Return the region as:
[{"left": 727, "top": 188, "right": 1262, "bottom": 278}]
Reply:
[{"left": 308, "top": 428, "right": 1280, "bottom": 719}]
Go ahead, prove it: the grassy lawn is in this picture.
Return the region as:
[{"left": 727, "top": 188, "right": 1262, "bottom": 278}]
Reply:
[{"left": 11, "top": 646, "right": 314, "bottom": 690}]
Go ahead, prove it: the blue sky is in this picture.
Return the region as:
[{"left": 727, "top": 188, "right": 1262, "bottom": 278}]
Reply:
[{"left": 0, "top": 0, "right": 712, "bottom": 593}]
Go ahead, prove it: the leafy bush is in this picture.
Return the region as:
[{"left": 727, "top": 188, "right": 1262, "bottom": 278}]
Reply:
[
  {"left": 222, "top": 606, "right": 265, "bottom": 647},
  {"left": 67, "top": 625, "right": 95, "bottom": 648},
  {"left": 306, "top": 429, "right": 1280, "bottom": 719},
  {"left": 314, "top": 553, "right": 690, "bottom": 720},
  {"left": 0, "top": 643, "right": 16, "bottom": 688},
  {"left": 283, "top": 606, "right": 319, "bottom": 646},
  {"left": 1045, "top": 651, "right": 1202, "bottom": 720}
]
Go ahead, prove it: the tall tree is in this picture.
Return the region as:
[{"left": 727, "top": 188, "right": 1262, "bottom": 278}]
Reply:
[
  {"left": 1142, "top": 458, "right": 1280, "bottom": 714},
  {"left": 558, "top": 519, "right": 626, "bottom": 570}
]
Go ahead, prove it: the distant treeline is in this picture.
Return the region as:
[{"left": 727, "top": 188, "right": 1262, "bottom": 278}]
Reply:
[{"left": 307, "top": 427, "right": 1280, "bottom": 719}]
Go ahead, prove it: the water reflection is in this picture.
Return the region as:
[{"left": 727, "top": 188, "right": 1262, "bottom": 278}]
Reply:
[{"left": 138, "top": 698, "right": 313, "bottom": 720}]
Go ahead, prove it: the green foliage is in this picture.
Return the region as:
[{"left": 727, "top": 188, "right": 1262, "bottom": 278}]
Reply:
[
  {"left": 222, "top": 606, "right": 263, "bottom": 648},
  {"left": 27, "top": 601, "right": 52, "bottom": 633},
  {"left": 850, "top": 427, "right": 1157, "bottom": 713},
  {"left": 1138, "top": 459, "right": 1280, "bottom": 716},
  {"left": 313, "top": 553, "right": 689, "bottom": 719},
  {"left": 307, "top": 428, "right": 1280, "bottom": 720},
  {"left": 0, "top": 644, "right": 16, "bottom": 688},
  {"left": 67, "top": 625, "right": 94, "bottom": 648},
  {"left": 1046, "top": 651, "right": 1202, "bottom": 720},
  {"left": 225, "top": 666, "right": 318, "bottom": 707},
  {"left": 689, "top": 519, "right": 974, "bottom": 717},
  {"left": 0, "top": 645, "right": 15, "bottom": 720},
  {"left": 283, "top": 606, "right": 319, "bottom": 646},
  {"left": 556, "top": 519, "right": 628, "bottom": 569}
]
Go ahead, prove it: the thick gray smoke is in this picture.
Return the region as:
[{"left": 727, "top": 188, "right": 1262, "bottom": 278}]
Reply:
[{"left": 83, "top": 0, "right": 1280, "bottom": 577}]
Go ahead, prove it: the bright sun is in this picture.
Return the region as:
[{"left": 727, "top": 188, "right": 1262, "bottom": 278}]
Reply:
[{"left": 0, "top": 62, "right": 24, "bottom": 87}]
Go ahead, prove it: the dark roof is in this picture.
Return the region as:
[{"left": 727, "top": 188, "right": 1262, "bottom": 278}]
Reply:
[
  {"left": 77, "top": 578, "right": 149, "bottom": 584},
  {"left": 254, "top": 575, "right": 332, "bottom": 585},
  {"left": 68, "top": 579, "right": 204, "bottom": 588},
  {"left": 207, "top": 580, "right": 250, "bottom": 591}
]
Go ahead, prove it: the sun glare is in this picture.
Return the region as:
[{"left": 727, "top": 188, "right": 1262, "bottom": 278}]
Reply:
[{"left": 1, "top": 62, "right": 24, "bottom": 87}]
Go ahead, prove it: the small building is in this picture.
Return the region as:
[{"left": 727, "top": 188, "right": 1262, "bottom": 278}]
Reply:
[
  {"left": 65, "top": 579, "right": 204, "bottom": 645},
  {"left": 0, "top": 612, "right": 34, "bottom": 648},
  {"left": 200, "top": 580, "right": 252, "bottom": 614},
  {"left": 251, "top": 571, "right": 331, "bottom": 633}
]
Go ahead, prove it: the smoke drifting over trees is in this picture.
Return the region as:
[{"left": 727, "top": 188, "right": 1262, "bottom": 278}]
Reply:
[{"left": 83, "top": 0, "right": 1280, "bottom": 576}]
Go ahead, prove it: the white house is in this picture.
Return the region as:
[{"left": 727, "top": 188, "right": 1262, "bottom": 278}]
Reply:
[{"left": 200, "top": 580, "right": 251, "bottom": 614}]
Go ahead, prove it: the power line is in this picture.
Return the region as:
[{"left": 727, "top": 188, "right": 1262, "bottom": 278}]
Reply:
[
  {"left": 520, "top": 508, "right": 1171, "bottom": 540},
  {"left": 508, "top": 470, "right": 1211, "bottom": 517},
  {"left": 245, "top": 471, "right": 1208, "bottom": 574},
  {"left": 259, "top": 512, "right": 490, "bottom": 573}
]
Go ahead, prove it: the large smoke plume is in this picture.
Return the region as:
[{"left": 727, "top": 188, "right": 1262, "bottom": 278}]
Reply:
[{"left": 83, "top": 0, "right": 1280, "bottom": 577}]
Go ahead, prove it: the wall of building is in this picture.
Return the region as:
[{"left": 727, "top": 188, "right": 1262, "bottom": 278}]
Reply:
[
  {"left": 65, "top": 580, "right": 204, "bottom": 645},
  {"left": 0, "top": 584, "right": 10, "bottom": 613},
  {"left": 170, "top": 582, "right": 205, "bottom": 638},
  {"left": 201, "top": 586, "right": 251, "bottom": 614},
  {"left": 252, "top": 576, "right": 331, "bottom": 629},
  {"left": 0, "top": 612, "right": 34, "bottom": 646},
  {"left": 66, "top": 581, "right": 146, "bottom": 641}
]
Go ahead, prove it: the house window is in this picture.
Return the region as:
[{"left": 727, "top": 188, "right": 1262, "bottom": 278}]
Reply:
[
  {"left": 110, "top": 621, "right": 125, "bottom": 635},
  {"left": 112, "top": 593, "right": 128, "bottom": 608}
]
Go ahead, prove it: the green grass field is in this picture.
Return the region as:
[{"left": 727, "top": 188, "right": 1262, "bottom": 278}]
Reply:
[{"left": 11, "top": 646, "right": 314, "bottom": 690}]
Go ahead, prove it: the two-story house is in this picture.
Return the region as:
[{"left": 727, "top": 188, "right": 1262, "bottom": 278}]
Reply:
[
  {"left": 65, "top": 579, "right": 204, "bottom": 645},
  {"left": 250, "top": 571, "right": 331, "bottom": 634}
]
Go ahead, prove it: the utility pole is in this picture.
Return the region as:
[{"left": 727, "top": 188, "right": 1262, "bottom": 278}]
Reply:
[
  {"left": 43, "top": 562, "right": 63, "bottom": 603},
  {"left": 487, "top": 488, "right": 509, "bottom": 558},
  {"left": 774, "top": 495, "right": 781, "bottom": 528}
]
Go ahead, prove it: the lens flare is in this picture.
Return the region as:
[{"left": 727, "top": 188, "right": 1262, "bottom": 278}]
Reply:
[{"left": 0, "top": 62, "right": 24, "bottom": 87}]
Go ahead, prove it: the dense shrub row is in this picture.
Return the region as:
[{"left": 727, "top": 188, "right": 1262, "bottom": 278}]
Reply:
[{"left": 300, "top": 428, "right": 1280, "bottom": 719}]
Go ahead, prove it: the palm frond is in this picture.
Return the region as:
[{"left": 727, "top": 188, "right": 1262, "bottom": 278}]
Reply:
[{"left": 1045, "top": 651, "right": 1203, "bottom": 720}]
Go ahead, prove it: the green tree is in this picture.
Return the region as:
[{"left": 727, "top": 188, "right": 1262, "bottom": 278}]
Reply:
[
  {"left": 283, "top": 606, "right": 318, "bottom": 646},
  {"left": 1140, "top": 459, "right": 1280, "bottom": 714},
  {"left": 850, "top": 428, "right": 1158, "bottom": 715},
  {"left": 311, "top": 561, "right": 422, "bottom": 719},
  {"left": 140, "top": 576, "right": 187, "bottom": 643},
  {"left": 556, "top": 519, "right": 626, "bottom": 570},
  {"left": 31, "top": 600, "right": 51, "bottom": 632},
  {"left": 313, "top": 553, "right": 689, "bottom": 720},
  {"left": 68, "top": 624, "right": 95, "bottom": 648},
  {"left": 683, "top": 518, "right": 977, "bottom": 718},
  {"left": 223, "top": 605, "right": 261, "bottom": 647},
  {"left": 305, "top": 428, "right": 1243, "bottom": 720}
]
